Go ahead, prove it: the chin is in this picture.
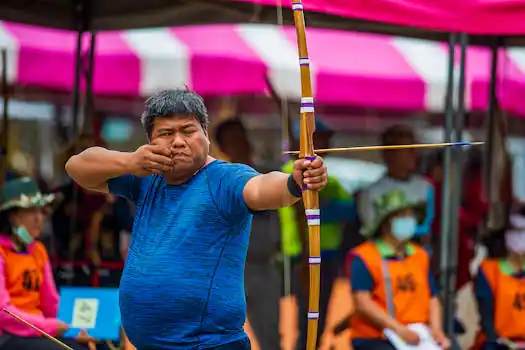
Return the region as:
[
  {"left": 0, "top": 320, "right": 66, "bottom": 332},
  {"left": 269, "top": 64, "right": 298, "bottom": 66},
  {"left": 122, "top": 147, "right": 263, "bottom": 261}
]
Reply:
[{"left": 29, "top": 231, "right": 42, "bottom": 241}]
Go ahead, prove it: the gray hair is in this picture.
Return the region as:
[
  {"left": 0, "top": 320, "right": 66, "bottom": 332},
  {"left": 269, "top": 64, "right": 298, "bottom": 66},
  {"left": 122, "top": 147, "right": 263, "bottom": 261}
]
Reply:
[{"left": 141, "top": 89, "right": 209, "bottom": 137}]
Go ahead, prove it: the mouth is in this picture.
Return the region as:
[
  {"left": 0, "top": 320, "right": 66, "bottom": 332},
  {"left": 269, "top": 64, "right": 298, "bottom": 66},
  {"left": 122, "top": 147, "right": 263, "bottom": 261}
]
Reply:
[{"left": 172, "top": 153, "right": 190, "bottom": 160}]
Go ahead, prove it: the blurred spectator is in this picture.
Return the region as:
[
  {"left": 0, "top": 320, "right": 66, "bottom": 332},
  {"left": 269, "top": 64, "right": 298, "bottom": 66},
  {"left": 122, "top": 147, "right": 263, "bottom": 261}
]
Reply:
[
  {"left": 348, "top": 190, "right": 449, "bottom": 350},
  {"left": 113, "top": 197, "right": 134, "bottom": 262},
  {"left": 214, "top": 118, "right": 282, "bottom": 350},
  {"left": 358, "top": 125, "right": 435, "bottom": 245},
  {"left": 426, "top": 150, "right": 487, "bottom": 290},
  {"left": 51, "top": 134, "right": 106, "bottom": 284},
  {"left": 88, "top": 194, "right": 130, "bottom": 287},
  {"left": 88, "top": 195, "right": 121, "bottom": 265},
  {"left": 472, "top": 212, "right": 525, "bottom": 350},
  {"left": 0, "top": 177, "right": 95, "bottom": 349},
  {"left": 280, "top": 119, "right": 353, "bottom": 350},
  {"left": 3, "top": 151, "right": 54, "bottom": 254}
]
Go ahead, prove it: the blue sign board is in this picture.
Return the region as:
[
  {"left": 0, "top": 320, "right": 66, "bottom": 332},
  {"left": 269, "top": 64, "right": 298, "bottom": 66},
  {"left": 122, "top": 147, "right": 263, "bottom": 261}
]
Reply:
[{"left": 58, "top": 287, "right": 121, "bottom": 341}]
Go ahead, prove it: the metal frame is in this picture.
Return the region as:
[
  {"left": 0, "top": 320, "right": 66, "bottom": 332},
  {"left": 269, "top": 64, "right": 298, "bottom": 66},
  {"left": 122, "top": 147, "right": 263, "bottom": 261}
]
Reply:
[{"left": 1, "top": 49, "right": 8, "bottom": 186}]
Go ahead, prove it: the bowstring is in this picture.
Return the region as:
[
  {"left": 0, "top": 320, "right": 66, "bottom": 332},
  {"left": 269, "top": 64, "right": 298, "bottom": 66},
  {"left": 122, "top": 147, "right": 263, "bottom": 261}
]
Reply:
[
  {"left": 276, "top": 0, "right": 292, "bottom": 298},
  {"left": 277, "top": 0, "right": 290, "bottom": 160}
]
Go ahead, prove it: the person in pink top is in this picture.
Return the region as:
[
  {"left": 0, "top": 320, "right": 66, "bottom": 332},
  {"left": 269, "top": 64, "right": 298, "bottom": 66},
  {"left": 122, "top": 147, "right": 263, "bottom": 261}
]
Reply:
[{"left": 0, "top": 177, "right": 94, "bottom": 350}]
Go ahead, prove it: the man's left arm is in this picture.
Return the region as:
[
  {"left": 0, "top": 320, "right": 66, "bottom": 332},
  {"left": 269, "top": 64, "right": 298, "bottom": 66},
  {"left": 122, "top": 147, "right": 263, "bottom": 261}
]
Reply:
[{"left": 244, "top": 157, "right": 328, "bottom": 211}]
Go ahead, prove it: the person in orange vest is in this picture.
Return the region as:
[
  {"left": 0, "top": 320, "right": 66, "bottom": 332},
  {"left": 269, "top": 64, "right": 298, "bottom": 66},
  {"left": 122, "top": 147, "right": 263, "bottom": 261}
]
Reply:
[
  {"left": 0, "top": 177, "right": 95, "bottom": 350},
  {"left": 472, "top": 212, "right": 525, "bottom": 350},
  {"left": 347, "top": 189, "right": 450, "bottom": 350}
]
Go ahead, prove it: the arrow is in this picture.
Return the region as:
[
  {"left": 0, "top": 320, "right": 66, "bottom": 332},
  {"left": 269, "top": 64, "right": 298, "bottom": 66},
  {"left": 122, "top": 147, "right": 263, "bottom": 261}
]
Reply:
[
  {"left": 2, "top": 308, "right": 74, "bottom": 350},
  {"left": 283, "top": 141, "right": 484, "bottom": 155}
]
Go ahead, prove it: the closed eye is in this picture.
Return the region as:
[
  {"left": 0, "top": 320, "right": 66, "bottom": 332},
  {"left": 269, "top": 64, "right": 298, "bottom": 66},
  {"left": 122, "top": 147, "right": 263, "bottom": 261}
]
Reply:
[
  {"left": 158, "top": 130, "right": 173, "bottom": 137},
  {"left": 182, "top": 127, "right": 196, "bottom": 135}
]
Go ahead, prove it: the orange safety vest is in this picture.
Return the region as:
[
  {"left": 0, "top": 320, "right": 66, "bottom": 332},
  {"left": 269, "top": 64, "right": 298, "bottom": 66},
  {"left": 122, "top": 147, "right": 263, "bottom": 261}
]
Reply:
[
  {"left": 349, "top": 241, "right": 431, "bottom": 339},
  {"left": 472, "top": 259, "right": 525, "bottom": 349},
  {"left": 0, "top": 242, "right": 48, "bottom": 316}
]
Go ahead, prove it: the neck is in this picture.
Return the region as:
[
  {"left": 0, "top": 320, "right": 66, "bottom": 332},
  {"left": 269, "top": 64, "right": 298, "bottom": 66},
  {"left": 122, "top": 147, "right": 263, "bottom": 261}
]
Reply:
[
  {"left": 382, "top": 235, "right": 406, "bottom": 256},
  {"left": 508, "top": 253, "right": 525, "bottom": 271},
  {"left": 164, "top": 156, "right": 214, "bottom": 185},
  {"left": 10, "top": 234, "right": 25, "bottom": 251}
]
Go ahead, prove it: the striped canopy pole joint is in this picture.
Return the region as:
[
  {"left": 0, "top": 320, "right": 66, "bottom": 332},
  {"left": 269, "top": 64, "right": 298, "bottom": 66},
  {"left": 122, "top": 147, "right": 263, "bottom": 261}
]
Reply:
[{"left": 291, "top": 1, "right": 321, "bottom": 349}]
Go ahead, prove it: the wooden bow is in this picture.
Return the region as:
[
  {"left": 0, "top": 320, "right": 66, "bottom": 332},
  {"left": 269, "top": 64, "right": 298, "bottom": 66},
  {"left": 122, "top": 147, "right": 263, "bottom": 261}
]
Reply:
[{"left": 290, "top": 2, "right": 321, "bottom": 349}]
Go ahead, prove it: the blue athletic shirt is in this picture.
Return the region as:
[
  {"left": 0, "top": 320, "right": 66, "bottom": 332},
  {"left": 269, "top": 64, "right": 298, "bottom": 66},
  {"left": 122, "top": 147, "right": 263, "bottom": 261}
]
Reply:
[{"left": 108, "top": 160, "right": 260, "bottom": 349}]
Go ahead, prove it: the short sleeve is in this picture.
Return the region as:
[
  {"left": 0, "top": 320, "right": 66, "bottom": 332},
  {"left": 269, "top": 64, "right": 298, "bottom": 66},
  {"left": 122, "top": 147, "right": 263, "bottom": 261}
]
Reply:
[
  {"left": 475, "top": 269, "right": 494, "bottom": 299},
  {"left": 475, "top": 269, "right": 498, "bottom": 341},
  {"left": 215, "top": 163, "right": 260, "bottom": 221},
  {"left": 350, "top": 255, "right": 374, "bottom": 292},
  {"left": 428, "top": 269, "right": 438, "bottom": 296},
  {"left": 108, "top": 174, "right": 142, "bottom": 203}
]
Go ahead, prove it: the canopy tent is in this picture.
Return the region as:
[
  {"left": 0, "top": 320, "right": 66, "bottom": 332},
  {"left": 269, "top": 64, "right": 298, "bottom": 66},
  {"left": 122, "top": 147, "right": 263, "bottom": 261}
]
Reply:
[
  {"left": 3, "top": 0, "right": 525, "bottom": 45},
  {"left": 236, "top": 0, "right": 525, "bottom": 41},
  {"left": 0, "top": 0, "right": 365, "bottom": 32},
  {"left": 2, "top": 21, "right": 525, "bottom": 116}
]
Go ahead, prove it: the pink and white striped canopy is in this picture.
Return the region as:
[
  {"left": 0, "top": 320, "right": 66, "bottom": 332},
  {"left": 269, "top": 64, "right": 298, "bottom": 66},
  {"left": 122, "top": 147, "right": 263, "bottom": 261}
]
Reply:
[{"left": 1, "top": 21, "right": 525, "bottom": 116}]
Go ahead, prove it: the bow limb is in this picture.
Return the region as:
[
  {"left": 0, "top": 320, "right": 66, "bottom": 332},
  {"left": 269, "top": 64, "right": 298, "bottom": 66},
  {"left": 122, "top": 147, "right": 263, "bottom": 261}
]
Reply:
[{"left": 291, "top": 1, "right": 321, "bottom": 349}]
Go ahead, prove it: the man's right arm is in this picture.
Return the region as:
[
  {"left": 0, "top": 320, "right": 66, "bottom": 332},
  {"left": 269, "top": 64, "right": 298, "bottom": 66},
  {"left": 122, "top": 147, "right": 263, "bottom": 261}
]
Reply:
[{"left": 65, "top": 147, "right": 133, "bottom": 194}]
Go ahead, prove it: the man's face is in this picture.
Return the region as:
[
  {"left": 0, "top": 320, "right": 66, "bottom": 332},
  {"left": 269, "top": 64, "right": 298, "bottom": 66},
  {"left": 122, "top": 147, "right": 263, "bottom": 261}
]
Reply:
[
  {"left": 219, "top": 124, "right": 252, "bottom": 164},
  {"left": 383, "top": 136, "right": 418, "bottom": 174},
  {"left": 150, "top": 116, "right": 209, "bottom": 174}
]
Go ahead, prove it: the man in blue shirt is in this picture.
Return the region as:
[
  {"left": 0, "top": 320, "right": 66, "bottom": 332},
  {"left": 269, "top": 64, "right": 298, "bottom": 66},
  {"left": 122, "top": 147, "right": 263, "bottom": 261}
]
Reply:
[{"left": 65, "top": 89, "right": 328, "bottom": 350}]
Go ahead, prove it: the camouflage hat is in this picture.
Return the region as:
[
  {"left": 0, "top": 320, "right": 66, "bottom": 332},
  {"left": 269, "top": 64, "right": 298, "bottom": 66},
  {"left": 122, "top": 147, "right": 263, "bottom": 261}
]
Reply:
[
  {"left": 363, "top": 189, "right": 424, "bottom": 237},
  {"left": 0, "top": 177, "right": 55, "bottom": 212}
]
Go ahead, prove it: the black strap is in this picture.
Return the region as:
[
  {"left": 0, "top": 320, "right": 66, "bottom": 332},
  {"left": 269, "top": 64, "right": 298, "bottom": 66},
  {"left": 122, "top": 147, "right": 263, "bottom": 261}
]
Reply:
[{"left": 287, "top": 174, "right": 302, "bottom": 198}]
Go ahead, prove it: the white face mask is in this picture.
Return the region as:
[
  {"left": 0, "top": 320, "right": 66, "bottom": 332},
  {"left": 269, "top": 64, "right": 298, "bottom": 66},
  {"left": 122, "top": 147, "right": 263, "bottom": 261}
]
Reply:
[
  {"left": 506, "top": 215, "right": 525, "bottom": 254},
  {"left": 391, "top": 216, "right": 417, "bottom": 242},
  {"left": 505, "top": 231, "right": 525, "bottom": 255},
  {"left": 14, "top": 225, "right": 34, "bottom": 245}
]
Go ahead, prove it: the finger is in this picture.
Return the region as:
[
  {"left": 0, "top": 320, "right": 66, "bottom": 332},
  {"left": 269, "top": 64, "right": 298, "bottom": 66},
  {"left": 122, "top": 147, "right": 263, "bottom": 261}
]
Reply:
[
  {"left": 304, "top": 175, "right": 325, "bottom": 185},
  {"left": 145, "top": 160, "right": 172, "bottom": 172},
  {"left": 147, "top": 144, "right": 172, "bottom": 157},
  {"left": 296, "top": 157, "right": 314, "bottom": 169},
  {"left": 310, "top": 155, "right": 323, "bottom": 167},
  {"left": 147, "top": 153, "right": 174, "bottom": 166},
  {"left": 88, "top": 341, "right": 96, "bottom": 350},
  {"left": 306, "top": 184, "right": 326, "bottom": 191},
  {"left": 305, "top": 178, "right": 327, "bottom": 190},
  {"left": 303, "top": 166, "right": 326, "bottom": 178}
]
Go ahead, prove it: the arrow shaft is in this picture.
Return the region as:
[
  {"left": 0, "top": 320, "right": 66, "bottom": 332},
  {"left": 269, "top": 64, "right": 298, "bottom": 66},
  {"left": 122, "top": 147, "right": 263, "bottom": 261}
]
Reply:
[
  {"left": 2, "top": 308, "right": 74, "bottom": 350},
  {"left": 283, "top": 142, "right": 485, "bottom": 155}
]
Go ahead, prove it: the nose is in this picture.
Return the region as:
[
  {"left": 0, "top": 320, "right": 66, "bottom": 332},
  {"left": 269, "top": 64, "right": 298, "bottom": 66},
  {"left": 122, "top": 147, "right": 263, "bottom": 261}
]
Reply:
[{"left": 171, "top": 133, "right": 186, "bottom": 149}]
